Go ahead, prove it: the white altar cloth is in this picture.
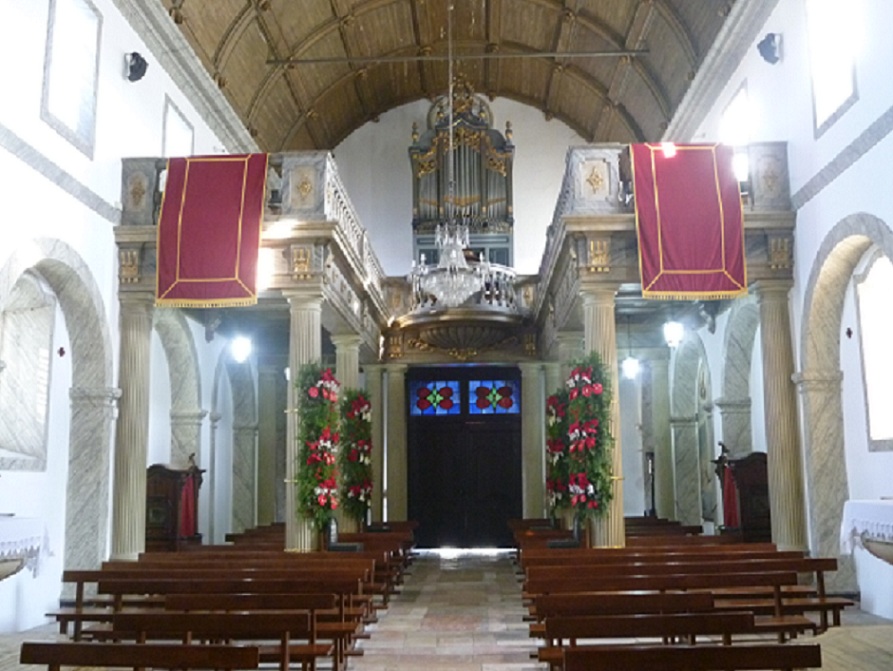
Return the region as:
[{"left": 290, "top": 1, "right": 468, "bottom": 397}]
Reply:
[
  {"left": 840, "top": 499, "right": 893, "bottom": 554},
  {"left": 0, "top": 516, "right": 42, "bottom": 576}
]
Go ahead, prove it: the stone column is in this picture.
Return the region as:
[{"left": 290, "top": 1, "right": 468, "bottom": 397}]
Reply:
[
  {"left": 795, "top": 369, "right": 855, "bottom": 591},
  {"left": 232, "top": 422, "right": 259, "bottom": 534},
  {"left": 556, "top": 331, "right": 584, "bottom": 381},
  {"left": 519, "top": 363, "right": 546, "bottom": 518},
  {"left": 581, "top": 287, "right": 625, "bottom": 547},
  {"left": 111, "top": 295, "right": 154, "bottom": 561},
  {"left": 670, "top": 416, "right": 699, "bottom": 524},
  {"left": 285, "top": 292, "right": 323, "bottom": 550},
  {"left": 170, "top": 409, "right": 207, "bottom": 470},
  {"left": 331, "top": 334, "right": 363, "bottom": 532},
  {"left": 715, "top": 397, "right": 753, "bottom": 458},
  {"left": 67, "top": 387, "right": 120, "bottom": 574},
  {"left": 256, "top": 365, "right": 280, "bottom": 526},
  {"left": 385, "top": 364, "right": 408, "bottom": 521},
  {"left": 365, "top": 364, "right": 385, "bottom": 524},
  {"left": 208, "top": 411, "right": 222, "bottom": 543},
  {"left": 544, "top": 362, "right": 562, "bottom": 398},
  {"left": 647, "top": 354, "right": 675, "bottom": 519},
  {"left": 753, "top": 280, "right": 807, "bottom": 551}
]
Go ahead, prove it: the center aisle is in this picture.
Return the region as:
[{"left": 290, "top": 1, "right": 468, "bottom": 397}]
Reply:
[{"left": 351, "top": 549, "right": 542, "bottom": 670}]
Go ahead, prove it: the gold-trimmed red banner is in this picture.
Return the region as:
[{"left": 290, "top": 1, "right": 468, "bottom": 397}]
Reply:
[
  {"left": 632, "top": 143, "right": 747, "bottom": 300},
  {"left": 156, "top": 154, "right": 268, "bottom": 307}
]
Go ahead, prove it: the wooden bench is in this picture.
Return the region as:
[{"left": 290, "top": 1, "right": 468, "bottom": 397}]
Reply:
[
  {"left": 20, "top": 641, "right": 260, "bottom": 671},
  {"left": 538, "top": 612, "right": 756, "bottom": 670},
  {"left": 109, "top": 610, "right": 332, "bottom": 671},
  {"left": 561, "top": 642, "right": 822, "bottom": 671}
]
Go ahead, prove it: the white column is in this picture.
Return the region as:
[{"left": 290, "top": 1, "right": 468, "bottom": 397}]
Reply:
[
  {"left": 582, "top": 287, "right": 625, "bottom": 547},
  {"left": 648, "top": 355, "right": 675, "bottom": 519},
  {"left": 519, "top": 362, "right": 546, "bottom": 518},
  {"left": 111, "top": 295, "right": 154, "bottom": 561},
  {"left": 365, "top": 364, "right": 385, "bottom": 524},
  {"left": 256, "top": 365, "right": 280, "bottom": 526},
  {"left": 332, "top": 334, "right": 362, "bottom": 390},
  {"left": 285, "top": 292, "right": 323, "bottom": 550},
  {"left": 385, "top": 364, "right": 408, "bottom": 521}
]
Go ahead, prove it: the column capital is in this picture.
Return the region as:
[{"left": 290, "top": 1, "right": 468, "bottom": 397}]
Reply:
[
  {"left": 119, "top": 292, "right": 155, "bottom": 312},
  {"left": 70, "top": 386, "right": 122, "bottom": 404},
  {"left": 384, "top": 363, "right": 408, "bottom": 374},
  {"left": 170, "top": 408, "right": 208, "bottom": 423},
  {"left": 517, "top": 361, "right": 543, "bottom": 377},
  {"left": 330, "top": 333, "right": 362, "bottom": 348},
  {"left": 751, "top": 279, "right": 794, "bottom": 300},
  {"left": 283, "top": 289, "right": 324, "bottom": 309},
  {"left": 579, "top": 283, "right": 620, "bottom": 306}
]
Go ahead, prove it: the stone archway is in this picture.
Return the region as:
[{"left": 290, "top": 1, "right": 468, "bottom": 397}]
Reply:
[
  {"left": 799, "top": 212, "right": 893, "bottom": 591},
  {"left": 670, "top": 335, "right": 715, "bottom": 526},
  {"left": 718, "top": 296, "right": 760, "bottom": 457},
  {"left": 0, "top": 239, "right": 114, "bottom": 571},
  {"left": 153, "top": 310, "right": 205, "bottom": 467}
]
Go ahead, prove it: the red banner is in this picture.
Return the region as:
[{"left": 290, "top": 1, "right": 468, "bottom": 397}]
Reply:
[
  {"left": 632, "top": 143, "right": 747, "bottom": 300},
  {"left": 156, "top": 154, "right": 268, "bottom": 307}
]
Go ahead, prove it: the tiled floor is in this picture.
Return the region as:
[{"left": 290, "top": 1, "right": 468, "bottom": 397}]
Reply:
[{"left": 5, "top": 549, "right": 893, "bottom": 671}]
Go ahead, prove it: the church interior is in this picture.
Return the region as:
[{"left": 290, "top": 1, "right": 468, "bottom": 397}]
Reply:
[{"left": 2, "top": 0, "right": 893, "bottom": 668}]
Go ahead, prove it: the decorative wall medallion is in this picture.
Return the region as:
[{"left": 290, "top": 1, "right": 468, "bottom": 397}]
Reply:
[
  {"left": 587, "top": 237, "right": 610, "bottom": 273},
  {"left": 582, "top": 159, "right": 609, "bottom": 198},
  {"left": 126, "top": 172, "right": 148, "bottom": 211},
  {"left": 119, "top": 248, "right": 140, "bottom": 283},
  {"left": 758, "top": 154, "right": 782, "bottom": 198}
]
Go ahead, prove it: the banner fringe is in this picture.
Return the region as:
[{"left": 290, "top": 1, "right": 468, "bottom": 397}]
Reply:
[
  {"left": 641, "top": 289, "right": 749, "bottom": 301},
  {"left": 156, "top": 297, "right": 258, "bottom": 308}
]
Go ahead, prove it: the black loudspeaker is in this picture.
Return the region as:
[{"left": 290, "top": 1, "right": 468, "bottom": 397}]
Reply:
[{"left": 126, "top": 52, "right": 149, "bottom": 82}]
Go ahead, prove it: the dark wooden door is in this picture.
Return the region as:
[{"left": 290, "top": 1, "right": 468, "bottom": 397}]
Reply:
[{"left": 407, "top": 368, "right": 522, "bottom": 548}]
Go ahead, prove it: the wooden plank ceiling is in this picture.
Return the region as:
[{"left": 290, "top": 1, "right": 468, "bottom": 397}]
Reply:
[{"left": 161, "top": 0, "right": 733, "bottom": 151}]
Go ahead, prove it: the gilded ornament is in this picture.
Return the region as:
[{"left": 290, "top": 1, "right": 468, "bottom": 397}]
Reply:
[
  {"left": 119, "top": 248, "right": 140, "bottom": 284},
  {"left": 588, "top": 238, "right": 610, "bottom": 273}
]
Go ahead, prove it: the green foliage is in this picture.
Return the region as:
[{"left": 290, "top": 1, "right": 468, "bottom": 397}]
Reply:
[
  {"left": 295, "top": 362, "right": 341, "bottom": 530},
  {"left": 545, "top": 351, "right": 614, "bottom": 519},
  {"left": 339, "top": 389, "right": 373, "bottom": 523}
]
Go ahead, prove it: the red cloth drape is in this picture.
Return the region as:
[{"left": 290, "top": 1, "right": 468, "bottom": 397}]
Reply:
[
  {"left": 632, "top": 143, "right": 747, "bottom": 300},
  {"left": 156, "top": 154, "right": 268, "bottom": 307},
  {"left": 179, "top": 473, "right": 196, "bottom": 538},
  {"left": 722, "top": 466, "right": 740, "bottom": 529}
]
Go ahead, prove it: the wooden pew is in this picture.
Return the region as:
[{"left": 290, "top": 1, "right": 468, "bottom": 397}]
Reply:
[
  {"left": 561, "top": 642, "right": 822, "bottom": 671},
  {"left": 20, "top": 641, "right": 260, "bottom": 671},
  {"left": 109, "top": 610, "right": 331, "bottom": 671},
  {"left": 538, "top": 612, "right": 756, "bottom": 670}
]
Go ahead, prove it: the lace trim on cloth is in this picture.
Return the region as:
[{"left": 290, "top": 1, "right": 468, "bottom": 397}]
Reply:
[
  {"left": 0, "top": 516, "right": 44, "bottom": 577},
  {"left": 840, "top": 500, "right": 893, "bottom": 554}
]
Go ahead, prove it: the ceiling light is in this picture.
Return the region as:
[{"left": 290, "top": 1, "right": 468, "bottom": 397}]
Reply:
[
  {"left": 231, "top": 336, "right": 252, "bottom": 363},
  {"left": 663, "top": 321, "right": 684, "bottom": 348}
]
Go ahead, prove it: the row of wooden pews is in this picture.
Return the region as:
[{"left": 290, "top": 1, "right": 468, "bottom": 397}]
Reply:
[
  {"left": 510, "top": 517, "right": 848, "bottom": 671},
  {"left": 24, "top": 521, "right": 419, "bottom": 671}
]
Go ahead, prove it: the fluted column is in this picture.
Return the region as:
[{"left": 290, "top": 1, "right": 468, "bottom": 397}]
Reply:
[
  {"left": 556, "top": 331, "right": 584, "bottom": 382},
  {"left": 256, "top": 365, "right": 280, "bottom": 526},
  {"left": 110, "top": 295, "right": 154, "bottom": 560},
  {"left": 795, "top": 369, "right": 855, "bottom": 591},
  {"left": 544, "top": 362, "right": 562, "bottom": 398},
  {"left": 332, "top": 334, "right": 363, "bottom": 532},
  {"left": 67, "top": 386, "right": 120, "bottom": 577},
  {"left": 647, "top": 355, "right": 675, "bottom": 519},
  {"left": 753, "top": 280, "right": 807, "bottom": 551},
  {"left": 232, "top": 422, "right": 259, "bottom": 534},
  {"left": 385, "top": 364, "right": 408, "bottom": 520},
  {"left": 519, "top": 363, "right": 546, "bottom": 518},
  {"left": 581, "top": 287, "right": 625, "bottom": 547},
  {"left": 285, "top": 292, "right": 323, "bottom": 550},
  {"left": 170, "top": 409, "right": 207, "bottom": 469},
  {"left": 364, "top": 365, "right": 385, "bottom": 524}
]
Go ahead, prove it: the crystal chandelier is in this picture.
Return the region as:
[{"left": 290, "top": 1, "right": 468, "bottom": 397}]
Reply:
[{"left": 409, "top": 2, "right": 486, "bottom": 308}]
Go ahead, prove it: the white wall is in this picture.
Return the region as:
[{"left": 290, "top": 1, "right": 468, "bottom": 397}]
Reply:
[{"left": 334, "top": 98, "right": 585, "bottom": 276}]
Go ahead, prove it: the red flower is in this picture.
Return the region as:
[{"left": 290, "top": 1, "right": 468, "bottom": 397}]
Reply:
[
  {"left": 308, "top": 387, "right": 319, "bottom": 398},
  {"left": 592, "top": 382, "right": 603, "bottom": 395}
]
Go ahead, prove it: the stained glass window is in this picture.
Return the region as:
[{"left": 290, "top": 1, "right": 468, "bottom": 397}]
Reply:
[
  {"left": 468, "top": 380, "right": 520, "bottom": 414},
  {"left": 409, "top": 380, "right": 462, "bottom": 416}
]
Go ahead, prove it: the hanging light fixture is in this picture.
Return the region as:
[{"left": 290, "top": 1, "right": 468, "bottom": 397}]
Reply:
[
  {"left": 663, "top": 320, "right": 684, "bottom": 348},
  {"left": 621, "top": 315, "right": 640, "bottom": 379},
  {"left": 411, "top": 2, "right": 488, "bottom": 308}
]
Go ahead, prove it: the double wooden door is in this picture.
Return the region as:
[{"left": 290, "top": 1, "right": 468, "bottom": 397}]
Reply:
[{"left": 407, "top": 368, "right": 522, "bottom": 548}]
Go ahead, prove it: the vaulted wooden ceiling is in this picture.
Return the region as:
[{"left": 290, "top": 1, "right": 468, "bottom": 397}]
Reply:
[{"left": 160, "top": 0, "right": 734, "bottom": 151}]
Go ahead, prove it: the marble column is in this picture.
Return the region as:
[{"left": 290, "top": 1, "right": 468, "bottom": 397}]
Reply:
[
  {"left": 754, "top": 280, "right": 807, "bottom": 551},
  {"left": 794, "top": 369, "right": 856, "bottom": 592},
  {"left": 715, "top": 397, "right": 753, "bottom": 458},
  {"left": 385, "top": 364, "right": 408, "bottom": 521},
  {"left": 111, "top": 295, "right": 154, "bottom": 561},
  {"left": 670, "top": 416, "right": 699, "bottom": 524},
  {"left": 544, "top": 362, "right": 562, "bottom": 398},
  {"left": 208, "top": 411, "right": 222, "bottom": 543},
  {"left": 648, "top": 355, "right": 675, "bottom": 519},
  {"left": 556, "top": 331, "right": 584, "bottom": 382},
  {"left": 365, "top": 364, "right": 385, "bottom": 524},
  {"left": 170, "top": 409, "right": 206, "bottom": 469},
  {"left": 331, "top": 334, "right": 363, "bottom": 532},
  {"left": 285, "top": 292, "right": 323, "bottom": 550},
  {"left": 519, "top": 362, "right": 546, "bottom": 518},
  {"left": 256, "top": 365, "right": 279, "bottom": 526},
  {"left": 581, "top": 288, "right": 625, "bottom": 547},
  {"left": 67, "top": 387, "right": 120, "bottom": 578},
  {"left": 232, "top": 422, "right": 258, "bottom": 534}
]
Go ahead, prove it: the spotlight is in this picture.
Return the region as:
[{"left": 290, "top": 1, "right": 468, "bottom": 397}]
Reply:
[
  {"left": 757, "top": 33, "right": 781, "bottom": 64},
  {"left": 230, "top": 336, "right": 252, "bottom": 363},
  {"left": 126, "top": 52, "right": 148, "bottom": 82},
  {"left": 663, "top": 321, "right": 684, "bottom": 348}
]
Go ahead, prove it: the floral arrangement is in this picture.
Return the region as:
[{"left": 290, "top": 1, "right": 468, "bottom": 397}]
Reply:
[
  {"left": 339, "top": 389, "right": 374, "bottom": 523},
  {"left": 296, "top": 363, "right": 341, "bottom": 530},
  {"left": 545, "top": 351, "right": 613, "bottom": 518}
]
